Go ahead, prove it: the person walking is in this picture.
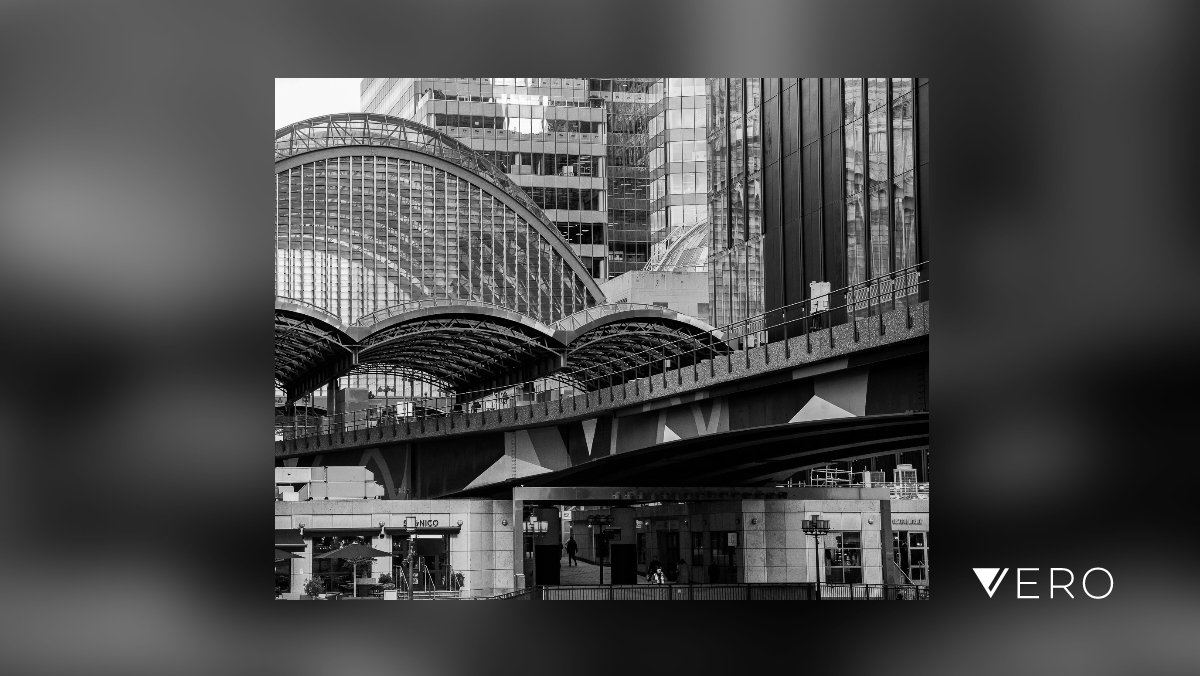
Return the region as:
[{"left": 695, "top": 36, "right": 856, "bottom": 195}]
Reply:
[
  {"left": 648, "top": 558, "right": 664, "bottom": 584},
  {"left": 676, "top": 558, "right": 691, "bottom": 585},
  {"left": 565, "top": 535, "right": 579, "bottom": 566}
]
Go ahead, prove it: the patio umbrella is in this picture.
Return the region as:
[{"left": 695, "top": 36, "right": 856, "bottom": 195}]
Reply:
[
  {"left": 275, "top": 548, "right": 300, "bottom": 562},
  {"left": 315, "top": 543, "right": 391, "bottom": 598}
]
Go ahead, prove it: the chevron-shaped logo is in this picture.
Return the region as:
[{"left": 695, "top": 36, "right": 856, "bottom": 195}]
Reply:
[{"left": 973, "top": 567, "right": 1009, "bottom": 597}]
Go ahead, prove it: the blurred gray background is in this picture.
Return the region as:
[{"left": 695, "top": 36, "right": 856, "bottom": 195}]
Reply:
[{"left": 0, "top": 1, "right": 1197, "bottom": 674}]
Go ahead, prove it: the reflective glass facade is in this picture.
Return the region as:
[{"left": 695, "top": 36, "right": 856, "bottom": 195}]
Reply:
[
  {"left": 718, "top": 78, "right": 928, "bottom": 334},
  {"left": 707, "top": 78, "right": 764, "bottom": 329},
  {"left": 647, "top": 78, "right": 709, "bottom": 271},
  {"left": 362, "top": 78, "right": 655, "bottom": 281}
]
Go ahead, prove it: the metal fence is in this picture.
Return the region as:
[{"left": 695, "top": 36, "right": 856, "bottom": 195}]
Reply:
[
  {"left": 482, "top": 583, "right": 929, "bottom": 601},
  {"left": 278, "top": 261, "right": 929, "bottom": 440}
]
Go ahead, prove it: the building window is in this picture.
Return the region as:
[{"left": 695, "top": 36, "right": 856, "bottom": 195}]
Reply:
[
  {"left": 823, "top": 531, "right": 863, "bottom": 583},
  {"left": 893, "top": 531, "right": 928, "bottom": 582},
  {"left": 690, "top": 531, "right": 705, "bottom": 565}
]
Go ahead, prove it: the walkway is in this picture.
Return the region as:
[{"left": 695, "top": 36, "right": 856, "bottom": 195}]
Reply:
[{"left": 557, "top": 558, "right": 647, "bottom": 586}]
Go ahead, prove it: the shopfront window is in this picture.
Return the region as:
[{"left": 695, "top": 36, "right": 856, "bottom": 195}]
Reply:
[
  {"left": 824, "top": 531, "right": 863, "bottom": 583},
  {"left": 893, "top": 531, "right": 929, "bottom": 583},
  {"left": 691, "top": 531, "right": 705, "bottom": 566},
  {"left": 391, "top": 534, "right": 451, "bottom": 591},
  {"left": 312, "top": 534, "right": 373, "bottom": 594},
  {"left": 274, "top": 559, "right": 291, "bottom": 594},
  {"left": 709, "top": 531, "right": 737, "bottom": 583}
]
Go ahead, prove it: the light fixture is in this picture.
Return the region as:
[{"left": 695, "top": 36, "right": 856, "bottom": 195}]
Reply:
[
  {"left": 501, "top": 518, "right": 509, "bottom": 526},
  {"left": 298, "top": 522, "right": 305, "bottom": 537},
  {"left": 379, "top": 521, "right": 386, "bottom": 537},
  {"left": 867, "top": 516, "right": 875, "bottom": 525},
  {"left": 457, "top": 520, "right": 463, "bottom": 527},
  {"left": 750, "top": 517, "right": 758, "bottom": 525}
]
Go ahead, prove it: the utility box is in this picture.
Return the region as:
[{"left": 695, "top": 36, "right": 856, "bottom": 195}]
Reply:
[
  {"left": 534, "top": 545, "right": 561, "bottom": 586},
  {"left": 326, "top": 466, "right": 366, "bottom": 483},
  {"left": 326, "top": 482, "right": 366, "bottom": 499},
  {"left": 809, "top": 281, "right": 831, "bottom": 313},
  {"left": 275, "top": 467, "right": 311, "bottom": 484},
  {"left": 609, "top": 544, "right": 637, "bottom": 584}
]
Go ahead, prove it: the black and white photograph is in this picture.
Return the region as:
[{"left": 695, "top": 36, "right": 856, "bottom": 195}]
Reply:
[
  {"left": 3, "top": 0, "right": 1198, "bottom": 672},
  {"left": 274, "top": 77, "right": 930, "bottom": 600}
]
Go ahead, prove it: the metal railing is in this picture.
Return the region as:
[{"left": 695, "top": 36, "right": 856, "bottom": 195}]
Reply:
[
  {"left": 277, "top": 261, "right": 928, "bottom": 441},
  {"left": 481, "top": 583, "right": 929, "bottom": 601}
]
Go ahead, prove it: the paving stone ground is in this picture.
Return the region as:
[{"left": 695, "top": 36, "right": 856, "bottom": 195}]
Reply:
[{"left": 555, "top": 557, "right": 649, "bottom": 585}]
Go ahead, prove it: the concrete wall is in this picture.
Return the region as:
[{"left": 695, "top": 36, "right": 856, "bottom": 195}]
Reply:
[{"left": 600, "top": 271, "right": 709, "bottom": 323}]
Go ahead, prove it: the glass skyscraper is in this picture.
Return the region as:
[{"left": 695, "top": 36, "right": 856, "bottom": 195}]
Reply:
[
  {"left": 706, "top": 78, "right": 764, "bottom": 330},
  {"left": 646, "top": 78, "right": 709, "bottom": 271},
  {"left": 707, "top": 78, "right": 928, "bottom": 336}
]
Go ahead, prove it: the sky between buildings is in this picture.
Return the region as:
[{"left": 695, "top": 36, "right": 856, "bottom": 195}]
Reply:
[{"left": 275, "top": 78, "right": 361, "bottom": 129}]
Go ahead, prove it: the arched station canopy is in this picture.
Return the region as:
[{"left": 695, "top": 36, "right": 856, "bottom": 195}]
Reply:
[
  {"left": 275, "top": 113, "right": 604, "bottom": 325},
  {"left": 274, "top": 298, "right": 729, "bottom": 402},
  {"left": 550, "top": 303, "right": 728, "bottom": 389}
]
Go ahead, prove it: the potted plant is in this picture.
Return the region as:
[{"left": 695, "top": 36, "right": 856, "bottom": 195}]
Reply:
[
  {"left": 379, "top": 573, "right": 399, "bottom": 600},
  {"left": 302, "top": 576, "right": 325, "bottom": 600}
]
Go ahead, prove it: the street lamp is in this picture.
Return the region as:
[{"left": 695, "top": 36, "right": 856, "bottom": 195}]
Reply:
[
  {"left": 377, "top": 384, "right": 395, "bottom": 415},
  {"left": 404, "top": 515, "right": 417, "bottom": 601},
  {"left": 802, "top": 514, "right": 830, "bottom": 600},
  {"left": 585, "top": 514, "right": 614, "bottom": 586}
]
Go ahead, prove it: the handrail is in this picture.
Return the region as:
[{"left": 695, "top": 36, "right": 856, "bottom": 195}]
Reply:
[{"left": 277, "top": 261, "right": 929, "bottom": 441}]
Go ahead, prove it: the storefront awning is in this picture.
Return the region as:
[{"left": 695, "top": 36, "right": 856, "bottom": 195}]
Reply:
[
  {"left": 384, "top": 527, "right": 461, "bottom": 535},
  {"left": 275, "top": 529, "right": 305, "bottom": 549}
]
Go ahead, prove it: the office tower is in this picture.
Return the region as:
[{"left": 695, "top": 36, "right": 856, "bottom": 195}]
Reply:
[{"left": 362, "top": 78, "right": 655, "bottom": 281}]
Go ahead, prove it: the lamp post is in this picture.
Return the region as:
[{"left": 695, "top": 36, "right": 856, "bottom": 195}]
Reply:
[
  {"left": 586, "top": 514, "right": 614, "bottom": 585},
  {"left": 802, "top": 514, "right": 830, "bottom": 600},
  {"left": 404, "top": 515, "right": 416, "bottom": 601}
]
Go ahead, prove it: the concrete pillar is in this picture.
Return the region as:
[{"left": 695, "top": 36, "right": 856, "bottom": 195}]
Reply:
[
  {"left": 611, "top": 507, "right": 636, "bottom": 543},
  {"left": 372, "top": 533, "right": 392, "bottom": 581},
  {"left": 512, "top": 498, "right": 524, "bottom": 589},
  {"left": 326, "top": 379, "right": 338, "bottom": 417},
  {"left": 292, "top": 537, "right": 313, "bottom": 595}
]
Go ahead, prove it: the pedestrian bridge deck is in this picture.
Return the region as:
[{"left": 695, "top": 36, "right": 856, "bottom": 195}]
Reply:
[{"left": 275, "top": 301, "right": 928, "bottom": 458}]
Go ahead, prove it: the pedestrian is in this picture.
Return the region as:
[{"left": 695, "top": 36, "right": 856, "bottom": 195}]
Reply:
[
  {"left": 565, "top": 535, "right": 579, "bottom": 566},
  {"left": 648, "top": 558, "right": 664, "bottom": 584},
  {"left": 676, "top": 558, "right": 690, "bottom": 585}
]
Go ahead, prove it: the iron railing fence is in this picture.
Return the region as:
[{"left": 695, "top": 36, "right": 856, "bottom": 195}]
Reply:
[
  {"left": 278, "top": 261, "right": 928, "bottom": 440},
  {"left": 478, "top": 583, "right": 929, "bottom": 601}
]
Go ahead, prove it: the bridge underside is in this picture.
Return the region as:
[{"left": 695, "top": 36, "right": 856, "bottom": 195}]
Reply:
[{"left": 443, "top": 413, "right": 928, "bottom": 499}]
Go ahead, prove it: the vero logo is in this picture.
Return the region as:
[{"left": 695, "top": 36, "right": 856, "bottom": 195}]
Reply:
[
  {"left": 972, "top": 567, "right": 1113, "bottom": 599},
  {"left": 973, "top": 567, "right": 1010, "bottom": 598}
]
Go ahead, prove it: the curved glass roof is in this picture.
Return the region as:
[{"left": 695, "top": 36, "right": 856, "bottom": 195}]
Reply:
[
  {"left": 275, "top": 113, "right": 578, "bottom": 257},
  {"left": 275, "top": 113, "right": 603, "bottom": 326},
  {"left": 274, "top": 297, "right": 728, "bottom": 401},
  {"left": 644, "top": 218, "right": 709, "bottom": 272}
]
